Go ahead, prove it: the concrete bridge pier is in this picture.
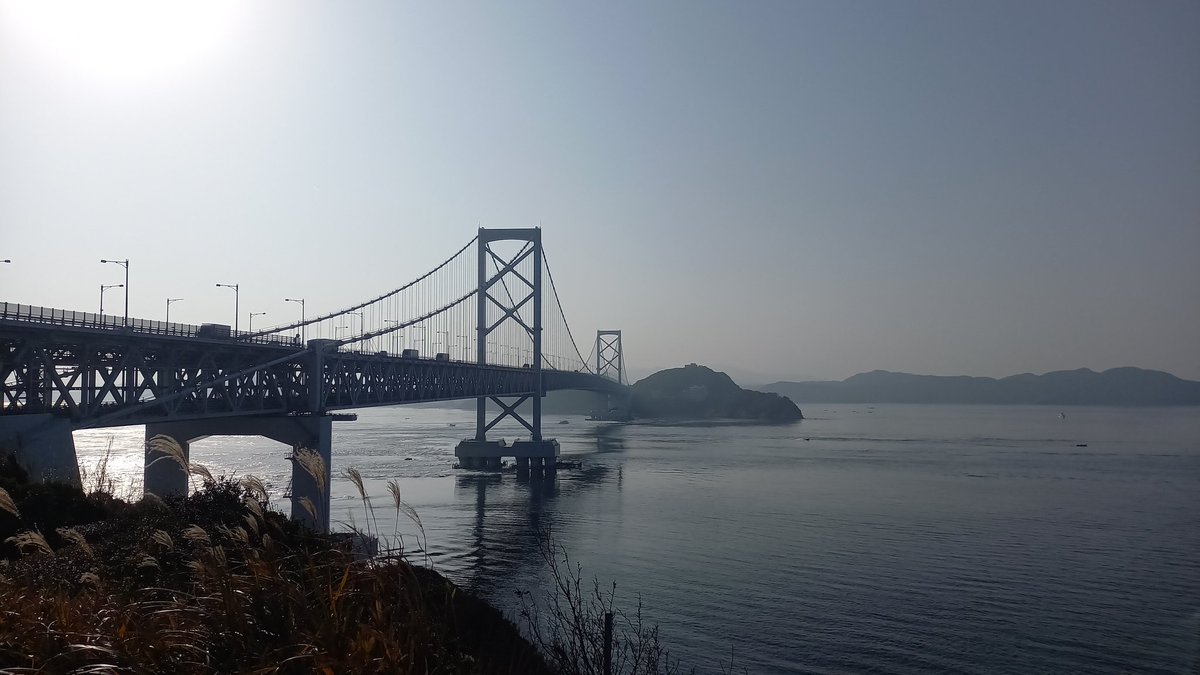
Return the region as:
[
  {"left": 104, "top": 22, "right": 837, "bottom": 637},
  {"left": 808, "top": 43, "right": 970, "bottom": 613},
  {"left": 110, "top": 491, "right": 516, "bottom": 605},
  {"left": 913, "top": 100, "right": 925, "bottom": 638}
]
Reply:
[
  {"left": 526, "top": 455, "right": 556, "bottom": 474},
  {"left": 144, "top": 415, "right": 339, "bottom": 532},
  {"left": 455, "top": 437, "right": 559, "bottom": 473},
  {"left": 0, "top": 414, "right": 82, "bottom": 487}
]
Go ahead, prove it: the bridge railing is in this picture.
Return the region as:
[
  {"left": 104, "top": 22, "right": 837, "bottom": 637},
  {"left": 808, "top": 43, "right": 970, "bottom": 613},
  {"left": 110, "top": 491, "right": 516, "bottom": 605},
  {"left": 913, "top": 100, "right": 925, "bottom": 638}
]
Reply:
[{"left": 0, "top": 302, "right": 298, "bottom": 347}]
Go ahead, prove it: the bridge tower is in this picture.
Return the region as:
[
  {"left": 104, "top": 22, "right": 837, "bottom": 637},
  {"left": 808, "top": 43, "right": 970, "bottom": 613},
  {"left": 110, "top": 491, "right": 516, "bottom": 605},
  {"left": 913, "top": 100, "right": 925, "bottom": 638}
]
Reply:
[
  {"left": 595, "top": 330, "right": 632, "bottom": 419},
  {"left": 595, "top": 330, "right": 624, "bottom": 384},
  {"left": 455, "top": 228, "right": 560, "bottom": 471}
]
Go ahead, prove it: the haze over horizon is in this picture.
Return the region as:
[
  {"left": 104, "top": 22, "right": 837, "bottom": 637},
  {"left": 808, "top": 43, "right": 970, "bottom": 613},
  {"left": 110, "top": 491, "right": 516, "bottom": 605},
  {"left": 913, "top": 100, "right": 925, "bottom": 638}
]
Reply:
[{"left": 2, "top": 1, "right": 1197, "bottom": 382}]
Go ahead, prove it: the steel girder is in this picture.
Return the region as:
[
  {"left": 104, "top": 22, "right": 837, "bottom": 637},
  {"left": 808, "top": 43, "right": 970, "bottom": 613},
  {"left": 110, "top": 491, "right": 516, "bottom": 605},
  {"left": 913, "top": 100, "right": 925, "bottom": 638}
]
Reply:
[
  {"left": 317, "top": 353, "right": 539, "bottom": 410},
  {"left": 2, "top": 321, "right": 625, "bottom": 429},
  {"left": 1, "top": 322, "right": 304, "bottom": 426}
]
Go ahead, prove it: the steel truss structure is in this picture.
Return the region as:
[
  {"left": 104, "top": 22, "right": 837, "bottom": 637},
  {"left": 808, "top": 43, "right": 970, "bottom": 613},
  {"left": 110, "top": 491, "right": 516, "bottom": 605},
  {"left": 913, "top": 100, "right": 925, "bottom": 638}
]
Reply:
[
  {"left": 0, "top": 321, "right": 620, "bottom": 429},
  {"left": 595, "top": 330, "right": 625, "bottom": 384},
  {"left": 2, "top": 228, "right": 626, "bottom": 432},
  {"left": 473, "top": 228, "right": 547, "bottom": 442}
]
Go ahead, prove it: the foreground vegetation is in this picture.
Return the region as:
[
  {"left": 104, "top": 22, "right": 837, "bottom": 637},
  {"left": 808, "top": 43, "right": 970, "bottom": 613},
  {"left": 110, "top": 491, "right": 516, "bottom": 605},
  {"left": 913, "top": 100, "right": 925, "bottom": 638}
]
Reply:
[
  {"left": 0, "top": 451, "right": 550, "bottom": 673},
  {"left": 1, "top": 445, "right": 719, "bottom": 674}
]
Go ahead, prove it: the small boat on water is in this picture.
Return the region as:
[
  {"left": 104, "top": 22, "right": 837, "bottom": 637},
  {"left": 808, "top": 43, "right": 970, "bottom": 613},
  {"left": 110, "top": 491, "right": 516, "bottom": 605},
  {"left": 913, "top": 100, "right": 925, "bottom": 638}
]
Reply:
[{"left": 558, "top": 419, "right": 570, "bottom": 424}]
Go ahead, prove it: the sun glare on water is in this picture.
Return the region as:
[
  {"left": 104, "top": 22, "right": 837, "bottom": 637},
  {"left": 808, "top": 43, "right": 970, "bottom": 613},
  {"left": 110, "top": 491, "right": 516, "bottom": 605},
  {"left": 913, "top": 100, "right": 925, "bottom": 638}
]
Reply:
[{"left": 4, "top": 0, "right": 244, "bottom": 83}]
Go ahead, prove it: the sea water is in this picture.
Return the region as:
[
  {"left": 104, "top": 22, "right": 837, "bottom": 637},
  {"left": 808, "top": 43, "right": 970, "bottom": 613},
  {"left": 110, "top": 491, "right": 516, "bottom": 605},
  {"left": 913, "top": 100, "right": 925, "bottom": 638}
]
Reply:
[{"left": 74, "top": 404, "right": 1200, "bottom": 674}]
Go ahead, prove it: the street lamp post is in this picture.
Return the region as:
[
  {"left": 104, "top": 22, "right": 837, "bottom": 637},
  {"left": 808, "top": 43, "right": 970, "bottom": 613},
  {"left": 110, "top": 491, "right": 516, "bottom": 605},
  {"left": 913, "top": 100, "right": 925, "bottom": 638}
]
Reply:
[
  {"left": 412, "top": 326, "right": 426, "bottom": 356},
  {"left": 100, "top": 259, "right": 129, "bottom": 327},
  {"left": 216, "top": 283, "right": 239, "bottom": 333},
  {"left": 249, "top": 311, "right": 267, "bottom": 332},
  {"left": 166, "top": 298, "right": 183, "bottom": 326},
  {"left": 384, "top": 319, "right": 402, "bottom": 354},
  {"left": 284, "top": 298, "right": 306, "bottom": 343},
  {"left": 100, "top": 283, "right": 123, "bottom": 322},
  {"left": 333, "top": 324, "right": 349, "bottom": 340}
]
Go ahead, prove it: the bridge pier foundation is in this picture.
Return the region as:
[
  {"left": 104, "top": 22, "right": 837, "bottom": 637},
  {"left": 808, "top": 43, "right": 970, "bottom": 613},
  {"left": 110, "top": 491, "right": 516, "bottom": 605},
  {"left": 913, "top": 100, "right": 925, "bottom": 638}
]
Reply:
[
  {"left": 0, "top": 414, "right": 82, "bottom": 488},
  {"left": 144, "top": 415, "right": 337, "bottom": 533},
  {"left": 454, "top": 437, "right": 559, "bottom": 473}
]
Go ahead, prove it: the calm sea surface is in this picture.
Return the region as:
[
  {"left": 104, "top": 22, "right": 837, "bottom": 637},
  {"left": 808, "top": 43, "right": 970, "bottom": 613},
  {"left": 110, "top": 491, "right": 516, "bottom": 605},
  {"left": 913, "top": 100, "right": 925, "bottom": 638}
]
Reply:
[{"left": 75, "top": 404, "right": 1200, "bottom": 674}]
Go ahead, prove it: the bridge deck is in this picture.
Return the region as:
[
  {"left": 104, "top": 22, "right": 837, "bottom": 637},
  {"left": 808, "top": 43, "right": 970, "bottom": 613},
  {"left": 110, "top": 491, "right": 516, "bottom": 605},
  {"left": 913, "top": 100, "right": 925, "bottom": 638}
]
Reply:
[{"left": 1, "top": 316, "right": 623, "bottom": 428}]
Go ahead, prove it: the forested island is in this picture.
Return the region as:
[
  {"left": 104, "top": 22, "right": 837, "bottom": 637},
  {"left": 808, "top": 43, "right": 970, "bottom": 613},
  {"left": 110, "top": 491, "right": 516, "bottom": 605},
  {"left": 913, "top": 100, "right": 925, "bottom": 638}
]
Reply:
[
  {"left": 761, "top": 367, "right": 1200, "bottom": 406},
  {"left": 631, "top": 364, "right": 803, "bottom": 422}
]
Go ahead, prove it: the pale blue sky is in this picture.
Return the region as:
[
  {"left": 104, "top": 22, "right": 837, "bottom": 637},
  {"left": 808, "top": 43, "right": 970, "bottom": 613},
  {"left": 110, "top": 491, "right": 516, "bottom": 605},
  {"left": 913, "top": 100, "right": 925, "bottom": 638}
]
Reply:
[{"left": 1, "top": 1, "right": 1197, "bottom": 382}]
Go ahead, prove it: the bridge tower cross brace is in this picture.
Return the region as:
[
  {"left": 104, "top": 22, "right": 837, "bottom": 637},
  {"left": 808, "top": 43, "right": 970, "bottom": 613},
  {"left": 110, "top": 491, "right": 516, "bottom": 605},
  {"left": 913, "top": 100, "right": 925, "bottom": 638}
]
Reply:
[
  {"left": 596, "top": 330, "right": 624, "bottom": 384},
  {"left": 474, "top": 228, "right": 544, "bottom": 444}
]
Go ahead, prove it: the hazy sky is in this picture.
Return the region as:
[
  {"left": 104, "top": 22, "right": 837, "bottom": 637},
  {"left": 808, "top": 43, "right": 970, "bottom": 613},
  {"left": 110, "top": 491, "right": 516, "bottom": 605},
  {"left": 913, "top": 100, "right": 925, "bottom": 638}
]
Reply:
[{"left": 2, "top": 1, "right": 1197, "bottom": 383}]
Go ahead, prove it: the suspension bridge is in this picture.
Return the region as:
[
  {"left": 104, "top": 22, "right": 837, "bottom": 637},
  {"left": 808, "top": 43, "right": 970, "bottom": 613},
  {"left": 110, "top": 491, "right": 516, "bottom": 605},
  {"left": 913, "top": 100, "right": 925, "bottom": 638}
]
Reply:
[{"left": 0, "top": 228, "right": 628, "bottom": 531}]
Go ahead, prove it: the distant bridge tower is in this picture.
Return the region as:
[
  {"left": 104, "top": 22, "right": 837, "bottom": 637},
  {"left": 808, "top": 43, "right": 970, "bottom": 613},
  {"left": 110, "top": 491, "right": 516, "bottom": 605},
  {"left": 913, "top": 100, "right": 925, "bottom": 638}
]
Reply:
[
  {"left": 596, "top": 330, "right": 624, "bottom": 384},
  {"left": 455, "top": 228, "right": 559, "bottom": 471},
  {"left": 595, "top": 329, "right": 632, "bottom": 419}
]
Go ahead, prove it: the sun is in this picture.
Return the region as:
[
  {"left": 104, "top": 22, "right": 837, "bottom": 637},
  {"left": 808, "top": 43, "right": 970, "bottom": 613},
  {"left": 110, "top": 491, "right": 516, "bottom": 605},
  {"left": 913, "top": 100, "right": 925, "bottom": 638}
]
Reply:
[{"left": 3, "top": 0, "right": 245, "bottom": 83}]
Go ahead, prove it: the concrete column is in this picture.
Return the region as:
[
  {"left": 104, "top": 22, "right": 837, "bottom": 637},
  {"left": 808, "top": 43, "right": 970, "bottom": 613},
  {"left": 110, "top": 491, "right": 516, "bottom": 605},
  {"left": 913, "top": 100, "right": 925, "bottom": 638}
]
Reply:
[
  {"left": 142, "top": 415, "right": 335, "bottom": 533},
  {"left": 486, "top": 456, "right": 502, "bottom": 471},
  {"left": 289, "top": 415, "right": 332, "bottom": 533},
  {"left": 515, "top": 456, "right": 530, "bottom": 470},
  {"left": 0, "top": 414, "right": 81, "bottom": 488},
  {"left": 144, "top": 425, "right": 191, "bottom": 498}
]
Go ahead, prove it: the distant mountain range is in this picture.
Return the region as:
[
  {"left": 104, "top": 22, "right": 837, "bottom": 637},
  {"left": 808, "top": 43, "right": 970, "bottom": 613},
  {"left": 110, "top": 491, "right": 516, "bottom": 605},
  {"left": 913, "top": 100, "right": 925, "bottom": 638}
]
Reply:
[{"left": 759, "top": 367, "right": 1200, "bottom": 406}]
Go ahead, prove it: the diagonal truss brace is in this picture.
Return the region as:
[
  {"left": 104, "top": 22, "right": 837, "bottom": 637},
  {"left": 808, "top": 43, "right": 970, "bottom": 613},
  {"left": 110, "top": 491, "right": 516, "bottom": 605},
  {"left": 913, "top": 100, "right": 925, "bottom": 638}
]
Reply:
[
  {"left": 482, "top": 395, "right": 534, "bottom": 434},
  {"left": 596, "top": 330, "right": 624, "bottom": 385},
  {"left": 485, "top": 289, "right": 535, "bottom": 335}
]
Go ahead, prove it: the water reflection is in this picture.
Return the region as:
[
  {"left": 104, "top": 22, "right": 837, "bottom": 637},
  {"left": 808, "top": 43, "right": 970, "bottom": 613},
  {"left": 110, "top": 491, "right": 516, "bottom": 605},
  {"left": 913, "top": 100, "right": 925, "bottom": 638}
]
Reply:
[
  {"left": 455, "top": 472, "right": 559, "bottom": 592},
  {"left": 453, "top": 421, "right": 629, "bottom": 591},
  {"left": 592, "top": 423, "right": 626, "bottom": 453}
]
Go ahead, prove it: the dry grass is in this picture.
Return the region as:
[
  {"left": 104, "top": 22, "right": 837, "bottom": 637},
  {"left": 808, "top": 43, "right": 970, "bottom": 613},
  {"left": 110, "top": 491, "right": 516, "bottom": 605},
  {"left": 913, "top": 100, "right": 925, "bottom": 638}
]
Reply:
[
  {"left": 4, "top": 530, "right": 53, "bottom": 558},
  {"left": 3, "top": 450, "right": 697, "bottom": 674},
  {"left": 0, "top": 475, "right": 551, "bottom": 674},
  {"left": 0, "top": 487, "right": 18, "bottom": 518},
  {"left": 518, "top": 528, "right": 687, "bottom": 675}
]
